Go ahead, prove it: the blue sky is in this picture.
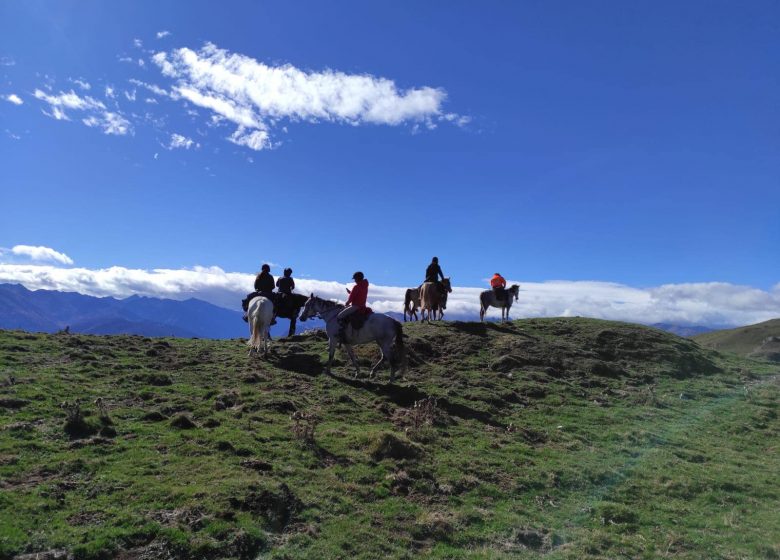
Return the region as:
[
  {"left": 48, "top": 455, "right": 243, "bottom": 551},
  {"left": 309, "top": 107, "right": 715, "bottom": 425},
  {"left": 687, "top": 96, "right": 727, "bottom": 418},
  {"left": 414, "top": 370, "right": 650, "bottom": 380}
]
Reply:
[{"left": 0, "top": 1, "right": 778, "bottom": 324}]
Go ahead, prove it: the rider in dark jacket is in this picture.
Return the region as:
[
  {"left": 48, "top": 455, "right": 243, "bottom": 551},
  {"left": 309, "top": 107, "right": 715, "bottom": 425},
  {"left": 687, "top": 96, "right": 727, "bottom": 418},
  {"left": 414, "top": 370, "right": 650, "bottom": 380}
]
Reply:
[
  {"left": 242, "top": 264, "right": 276, "bottom": 323},
  {"left": 276, "top": 268, "right": 295, "bottom": 294},
  {"left": 424, "top": 257, "right": 446, "bottom": 307},
  {"left": 255, "top": 264, "right": 275, "bottom": 295}
]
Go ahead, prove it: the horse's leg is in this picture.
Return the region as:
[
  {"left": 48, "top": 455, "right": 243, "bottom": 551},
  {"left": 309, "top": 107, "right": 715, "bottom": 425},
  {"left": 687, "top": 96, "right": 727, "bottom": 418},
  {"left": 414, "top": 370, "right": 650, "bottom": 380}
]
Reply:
[
  {"left": 344, "top": 345, "right": 361, "bottom": 378},
  {"left": 325, "top": 339, "right": 337, "bottom": 375},
  {"left": 370, "top": 341, "right": 388, "bottom": 379},
  {"left": 288, "top": 316, "right": 296, "bottom": 338}
]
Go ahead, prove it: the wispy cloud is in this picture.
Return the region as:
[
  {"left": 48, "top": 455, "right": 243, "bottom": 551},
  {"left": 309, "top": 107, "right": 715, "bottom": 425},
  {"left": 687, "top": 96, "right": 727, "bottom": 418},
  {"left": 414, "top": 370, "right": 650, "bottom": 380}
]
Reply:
[
  {"left": 0, "top": 261, "right": 777, "bottom": 327},
  {"left": 156, "top": 30, "right": 171, "bottom": 39},
  {"left": 7, "top": 245, "right": 74, "bottom": 265},
  {"left": 4, "top": 93, "right": 23, "bottom": 105},
  {"left": 34, "top": 89, "right": 132, "bottom": 135},
  {"left": 167, "top": 133, "right": 197, "bottom": 150},
  {"left": 69, "top": 78, "right": 91, "bottom": 91},
  {"left": 151, "top": 42, "right": 461, "bottom": 150},
  {"left": 0, "top": 56, "right": 15, "bottom": 66}
]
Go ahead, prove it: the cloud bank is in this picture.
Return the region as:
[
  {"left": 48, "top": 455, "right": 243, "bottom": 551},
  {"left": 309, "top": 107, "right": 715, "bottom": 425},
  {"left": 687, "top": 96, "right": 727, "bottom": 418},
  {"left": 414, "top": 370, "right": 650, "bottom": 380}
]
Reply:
[{"left": 0, "top": 261, "right": 777, "bottom": 328}]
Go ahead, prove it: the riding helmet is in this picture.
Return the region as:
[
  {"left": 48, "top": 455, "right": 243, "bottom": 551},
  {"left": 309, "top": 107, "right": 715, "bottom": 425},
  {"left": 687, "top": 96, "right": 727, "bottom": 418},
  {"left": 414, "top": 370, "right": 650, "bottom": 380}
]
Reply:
[
  {"left": 261, "top": 264, "right": 271, "bottom": 272},
  {"left": 352, "top": 271, "right": 364, "bottom": 281},
  {"left": 284, "top": 268, "right": 292, "bottom": 276}
]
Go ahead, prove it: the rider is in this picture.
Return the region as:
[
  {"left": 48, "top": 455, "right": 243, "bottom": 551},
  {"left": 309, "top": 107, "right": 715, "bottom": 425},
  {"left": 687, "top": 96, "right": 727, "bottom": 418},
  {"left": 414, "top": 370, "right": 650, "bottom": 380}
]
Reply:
[
  {"left": 424, "top": 257, "right": 446, "bottom": 307},
  {"left": 273, "top": 267, "right": 295, "bottom": 324},
  {"left": 276, "top": 267, "right": 295, "bottom": 295},
  {"left": 490, "top": 272, "right": 507, "bottom": 301},
  {"left": 338, "top": 271, "right": 369, "bottom": 342},
  {"left": 242, "top": 264, "right": 277, "bottom": 324}
]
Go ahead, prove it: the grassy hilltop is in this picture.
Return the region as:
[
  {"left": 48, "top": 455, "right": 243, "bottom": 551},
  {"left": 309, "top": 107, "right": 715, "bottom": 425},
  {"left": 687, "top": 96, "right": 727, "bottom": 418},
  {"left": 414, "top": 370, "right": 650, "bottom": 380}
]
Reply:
[
  {"left": 694, "top": 318, "right": 780, "bottom": 362},
  {"left": 1, "top": 318, "right": 779, "bottom": 559}
]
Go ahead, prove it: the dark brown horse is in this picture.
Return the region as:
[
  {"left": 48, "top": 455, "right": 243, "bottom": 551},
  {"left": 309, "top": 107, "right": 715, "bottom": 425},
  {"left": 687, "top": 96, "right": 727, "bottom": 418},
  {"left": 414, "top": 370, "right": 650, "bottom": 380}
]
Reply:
[{"left": 274, "top": 293, "right": 310, "bottom": 336}]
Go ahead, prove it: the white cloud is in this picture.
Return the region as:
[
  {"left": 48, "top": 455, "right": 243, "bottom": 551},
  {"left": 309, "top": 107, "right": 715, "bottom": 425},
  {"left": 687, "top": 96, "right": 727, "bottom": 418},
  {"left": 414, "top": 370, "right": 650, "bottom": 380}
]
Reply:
[
  {"left": 151, "top": 42, "right": 462, "bottom": 150},
  {"left": 119, "top": 56, "right": 134, "bottom": 64},
  {"left": 4, "top": 93, "right": 23, "bottom": 105},
  {"left": 128, "top": 78, "right": 168, "bottom": 97},
  {"left": 228, "top": 127, "right": 272, "bottom": 151},
  {"left": 0, "top": 56, "right": 15, "bottom": 66},
  {"left": 156, "top": 30, "right": 171, "bottom": 39},
  {"left": 124, "top": 89, "right": 137, "bottom": 102},
  {"left": 0, "top": 261, "right": 777, "bottom": 328},
  {"left": 167, "top": 133, "right": 197, "bottom": 150},
  {"left": 5, "top": 129, "right": 21, "bottom": 140},
  {"left": 70, "top": 78, "right": 91, "bottom": 91},
  {"left": 138, "top": 58, "right": 145, "bottom": 68},
  {"left": 8, "top": 245, "right": 74, "bottom": 265},
  {"left": 133, "top": 38, "right": 143, "bottom": 48},
  {"left": 105, "top": 85, "right": 115, "bottom": 98},
  {"left": 34, "top": 89, "right": 132, "bottom": 136}
]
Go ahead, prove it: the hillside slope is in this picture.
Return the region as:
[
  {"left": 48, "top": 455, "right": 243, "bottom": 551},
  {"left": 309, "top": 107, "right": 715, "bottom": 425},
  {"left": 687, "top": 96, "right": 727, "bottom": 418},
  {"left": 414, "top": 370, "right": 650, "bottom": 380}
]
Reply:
[
  {"left": 693, "top": 318, "right": 780, "bottom": 362},
  {"left": 1, "top": 318, "right": 778, "bottom": 559}
]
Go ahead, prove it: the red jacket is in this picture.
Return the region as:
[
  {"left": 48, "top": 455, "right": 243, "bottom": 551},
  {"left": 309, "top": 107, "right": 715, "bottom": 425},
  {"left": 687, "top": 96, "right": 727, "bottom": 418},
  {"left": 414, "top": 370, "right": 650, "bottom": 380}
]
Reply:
[
  {"left": 490, "top": 274, "right": 506, "bottom": 289},
  {"left": 346, "top": 279, "right": 369, "bottom": 308}
]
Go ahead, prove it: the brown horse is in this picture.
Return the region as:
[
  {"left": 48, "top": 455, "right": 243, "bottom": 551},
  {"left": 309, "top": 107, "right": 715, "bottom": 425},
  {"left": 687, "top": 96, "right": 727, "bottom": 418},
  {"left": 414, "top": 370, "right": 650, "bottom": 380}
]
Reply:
[
  {"left": 419, "top": 278, "right": 452, "bottom": 322},
  {"left": 403, "top": 288, "right": 420, "bottom": 321}
]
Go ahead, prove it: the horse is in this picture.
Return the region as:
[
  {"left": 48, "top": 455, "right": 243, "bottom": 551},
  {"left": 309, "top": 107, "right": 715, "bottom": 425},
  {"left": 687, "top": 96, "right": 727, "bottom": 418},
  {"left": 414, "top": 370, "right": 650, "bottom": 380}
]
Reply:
[
  {"left": 403, "top": 288, "right": 420, "bottom": 321},
  {"left": 246, "top": 296, "right": 274, "bottom": 357},
  {"left": 479, "top": 284, "right": 520, "bottom": 322},
  {"left": 299, "top": 295, "right": 407, "bottom": 381},
  {"left": 274, "top": 292, "right": 310, "bottom": 337},
  {"left": 419, "top": 278, "right": 452, "bottom": 322}
]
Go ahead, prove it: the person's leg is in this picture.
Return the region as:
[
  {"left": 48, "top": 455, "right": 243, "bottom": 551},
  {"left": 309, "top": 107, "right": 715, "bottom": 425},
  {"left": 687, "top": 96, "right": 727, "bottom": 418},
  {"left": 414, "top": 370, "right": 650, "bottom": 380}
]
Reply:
[{"left": 337, "top": 306, "right": 358, "bottom": 342}]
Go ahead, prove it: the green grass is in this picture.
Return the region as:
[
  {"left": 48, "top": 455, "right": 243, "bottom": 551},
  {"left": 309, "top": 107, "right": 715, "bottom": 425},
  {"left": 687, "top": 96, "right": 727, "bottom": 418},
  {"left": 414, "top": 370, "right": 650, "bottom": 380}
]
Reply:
[
  {"left": 694, "top": 318, "right": 780, "bottom": 360},
  {"left": 1, "top": 318, "right": 779, "bottom": 559}
]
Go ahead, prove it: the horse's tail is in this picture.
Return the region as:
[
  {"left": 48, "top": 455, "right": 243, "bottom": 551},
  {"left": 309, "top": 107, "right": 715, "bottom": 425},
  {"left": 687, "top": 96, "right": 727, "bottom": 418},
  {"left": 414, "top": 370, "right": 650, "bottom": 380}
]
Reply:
[
  {"left": 393, "top": 320, "right": 407, "bottom": 373},
  {"left": 394, "top": 320, "right": 405, "bottom": 348}
]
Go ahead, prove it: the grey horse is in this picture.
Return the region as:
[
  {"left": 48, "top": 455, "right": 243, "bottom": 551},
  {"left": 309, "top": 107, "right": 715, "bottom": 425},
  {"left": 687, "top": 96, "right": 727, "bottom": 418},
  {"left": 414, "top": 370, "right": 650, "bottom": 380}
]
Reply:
[
  {"left": 299, "top": 295, "right": 407, "bottom": 381},
  {"left": 479, "top": 284, "right": 520, "bottom": 322}
]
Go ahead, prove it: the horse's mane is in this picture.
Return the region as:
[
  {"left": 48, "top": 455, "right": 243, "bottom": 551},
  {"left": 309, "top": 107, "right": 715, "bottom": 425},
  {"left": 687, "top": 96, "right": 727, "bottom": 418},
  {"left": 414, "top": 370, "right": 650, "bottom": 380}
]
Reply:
[{"left": 314, "top": 296, "right": 342, "bottom": 310}]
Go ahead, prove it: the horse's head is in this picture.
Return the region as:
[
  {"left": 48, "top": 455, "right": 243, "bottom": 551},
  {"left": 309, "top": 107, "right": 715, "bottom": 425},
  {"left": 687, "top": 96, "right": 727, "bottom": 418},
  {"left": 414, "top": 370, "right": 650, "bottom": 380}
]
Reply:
[
  {"left": 299, "top": 294, "right": 317, "bottom": 322},
  {"left": 442, "top": 277, "right": 453, "bottom": 292},
  {"left": 509, "top": 284, "right": 520, "bottom": 301}
]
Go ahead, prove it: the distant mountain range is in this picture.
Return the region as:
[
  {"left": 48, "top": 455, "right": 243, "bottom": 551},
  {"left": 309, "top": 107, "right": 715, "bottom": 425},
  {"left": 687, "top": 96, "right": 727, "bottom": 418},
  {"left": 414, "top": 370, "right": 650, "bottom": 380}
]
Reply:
[
  {"left": 0, "top": 283, "right": 725, "bottom": 340},
  {"left": 0, "top": 283, "right": 320, "bottom": 339}
]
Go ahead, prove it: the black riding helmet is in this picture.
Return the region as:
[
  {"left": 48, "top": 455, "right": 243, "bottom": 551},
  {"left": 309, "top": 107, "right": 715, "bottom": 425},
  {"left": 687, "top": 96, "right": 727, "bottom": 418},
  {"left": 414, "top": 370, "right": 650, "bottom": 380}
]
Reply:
[
  {"left": 284, "top": 268, "right": 293, "bottom": 277},
  {"left": 352, "top": 271, "right": 364, "bottom": 281},
  {"left": 261, "top": 264, "right": 271, "bottom": 272}
]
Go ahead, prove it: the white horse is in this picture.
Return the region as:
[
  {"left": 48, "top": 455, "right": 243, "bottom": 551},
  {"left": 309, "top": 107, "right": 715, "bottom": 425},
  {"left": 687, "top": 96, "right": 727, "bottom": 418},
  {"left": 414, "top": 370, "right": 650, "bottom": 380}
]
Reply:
[
  {"left": 299, "top": 295, "right": 406, "bottom": 381},
  {"left": 479, "top": 284, "right": 520, "bottom": 322},
  {"left": 246, "top": 296, "right": 274, "bottom": 357}
]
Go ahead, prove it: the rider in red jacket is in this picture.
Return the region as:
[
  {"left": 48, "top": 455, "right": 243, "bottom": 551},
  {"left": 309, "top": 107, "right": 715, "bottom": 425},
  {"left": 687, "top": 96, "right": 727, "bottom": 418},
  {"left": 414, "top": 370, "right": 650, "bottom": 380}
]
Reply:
[{"left": 338, "top": 272, "right": 369, "bottom": 341}]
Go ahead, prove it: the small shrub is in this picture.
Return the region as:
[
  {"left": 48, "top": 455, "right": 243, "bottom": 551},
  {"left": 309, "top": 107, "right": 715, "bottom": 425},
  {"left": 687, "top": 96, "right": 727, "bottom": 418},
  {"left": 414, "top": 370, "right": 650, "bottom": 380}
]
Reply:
[
  {"left": 290, "top": 410, "right": 319, "bottom": 446},
  {"left": 61, "top": 400, "right": 98, "bottom": 439}
]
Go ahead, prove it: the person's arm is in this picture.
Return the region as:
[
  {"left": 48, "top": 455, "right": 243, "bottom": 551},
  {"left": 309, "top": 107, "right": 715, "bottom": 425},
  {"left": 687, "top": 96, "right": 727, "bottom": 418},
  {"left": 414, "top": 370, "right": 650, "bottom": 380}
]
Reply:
[
  {"left": 438, "top": 266, "right": 445, "bottom": 281},
  {"left": 290, "top": 279, "right": 295, "bottom": 291}
]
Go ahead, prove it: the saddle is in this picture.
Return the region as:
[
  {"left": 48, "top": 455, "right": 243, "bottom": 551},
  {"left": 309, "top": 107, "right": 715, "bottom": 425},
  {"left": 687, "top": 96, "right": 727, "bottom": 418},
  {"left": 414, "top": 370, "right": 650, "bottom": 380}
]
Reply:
[
  {"left": 242, "top": 291, "right": 276, "bottom": 312},
  {"left": 493, "top": 286, "right": 506, "bottom": 301},
  {"left": 348, "top": 307, "right": 373, "bottom": 331}
]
